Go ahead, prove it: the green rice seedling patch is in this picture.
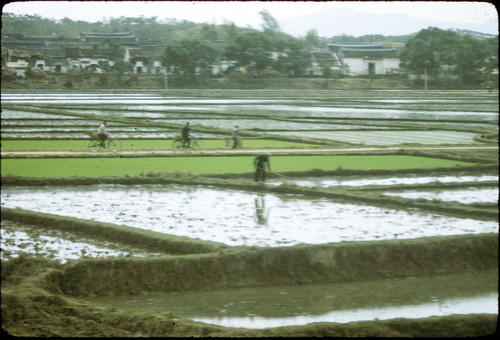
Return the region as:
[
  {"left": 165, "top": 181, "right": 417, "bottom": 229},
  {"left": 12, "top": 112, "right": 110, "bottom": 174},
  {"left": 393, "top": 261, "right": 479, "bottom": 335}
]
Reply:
[
  {"left": 1, "top": 155, "right": 478, "bottom": 178},
  {"left": 276, "top": 155, "right": 478, "bottom": 172},
  {"left": 1, "top": 140, "right": 87, "bottom": 151},
  {"left": 0, "top": 139, "right": 319, "bottom": 151}
]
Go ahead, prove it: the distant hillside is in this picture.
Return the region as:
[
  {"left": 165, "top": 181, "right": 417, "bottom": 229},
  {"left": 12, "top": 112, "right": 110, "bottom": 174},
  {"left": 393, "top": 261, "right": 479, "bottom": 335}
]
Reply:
[
  {"left": 279, "top": 7, "right": 498, "bottom": 38},
  {"left": 450, "top": 28, "right": 498, "bottom": 40}
]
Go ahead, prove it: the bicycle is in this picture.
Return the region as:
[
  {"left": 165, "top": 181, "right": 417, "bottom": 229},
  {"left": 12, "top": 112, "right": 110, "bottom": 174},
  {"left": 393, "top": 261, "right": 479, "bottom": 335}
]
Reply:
[
  {"left": 87, "top": 132, "right": 122, "bottom": 152},
  {"left": 171, "top": 135, "right": 202, "bottom": 149}
]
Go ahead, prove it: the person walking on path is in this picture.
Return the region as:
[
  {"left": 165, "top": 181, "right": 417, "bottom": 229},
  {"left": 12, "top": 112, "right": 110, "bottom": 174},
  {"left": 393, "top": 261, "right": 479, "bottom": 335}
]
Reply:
[
  {"left": 182, "top": 122, "right": 191, "bottom": 147},
  {"left": 254, "top": 153, "right": 271, "bottom": 183},
  {"left": 232, "top": 125, "right": 239, "bottom": 149}
]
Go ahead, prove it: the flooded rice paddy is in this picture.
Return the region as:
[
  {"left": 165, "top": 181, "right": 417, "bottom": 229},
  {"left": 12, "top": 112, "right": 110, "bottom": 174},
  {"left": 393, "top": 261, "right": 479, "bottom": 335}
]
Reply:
[
  {"left": 0, "top": 220, "right": 163, "bottom": 263},
  {"left": 270, "top": 174, "right": 499, "bottom": 204},
  {"left": 1, "top": 91, "right": 497, "bottom": 144},
  {"left": 384, "top": 188, "right": 498, "bottom": 204},
  {"left": 1, "top": 90, "right": 498, "bottom": 333},
  {"left": 86, "top": 269, "right": 497, "bottom": 329},
  {"left": 274, "top": 130, "right": 481, "bottom": 145},
  {"left": 1, "top": 182, "right": 497, "bottom": 249},
  {"left": 268, "top": 174, "right": 498, "bottom": 188}
]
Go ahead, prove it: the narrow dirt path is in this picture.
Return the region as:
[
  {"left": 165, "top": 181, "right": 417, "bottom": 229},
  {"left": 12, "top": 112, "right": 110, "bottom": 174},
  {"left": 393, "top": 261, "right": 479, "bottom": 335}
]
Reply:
[{"left": 1, "top": 145, "right": 498, "bottom": 158}]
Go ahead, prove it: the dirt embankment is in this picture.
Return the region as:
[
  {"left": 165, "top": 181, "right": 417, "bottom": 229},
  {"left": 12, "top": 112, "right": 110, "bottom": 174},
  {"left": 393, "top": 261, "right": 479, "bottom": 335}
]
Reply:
[
  {"left": 1, "top": 232, "right": 497, "bottom": 337},
  {"left": 1, "top": 73, "right": 413, "bottom": 90},
  {"left": 1, "top": 284, "right": 496, "bottom": 337},
  {"left": 2, "top": 145, "right": 498, "bottom": 159},
  {"left": 2, "top": 205, "right": 497, "bottom": 336},
  {"left": 40, "top": 233, "right": 497, "bottom": 297}
]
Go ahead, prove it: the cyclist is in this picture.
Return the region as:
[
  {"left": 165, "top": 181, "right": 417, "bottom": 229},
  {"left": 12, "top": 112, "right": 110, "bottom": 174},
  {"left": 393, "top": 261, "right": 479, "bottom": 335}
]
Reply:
[
  {"left": 182, "top": 122, "right": 191, "bottom": 147},
  {"left": 97, "top": 121, "right": 108, "bottom": 147}
]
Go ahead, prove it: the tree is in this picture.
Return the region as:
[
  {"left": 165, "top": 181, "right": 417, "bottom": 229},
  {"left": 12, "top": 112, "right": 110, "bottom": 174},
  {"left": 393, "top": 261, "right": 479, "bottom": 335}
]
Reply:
[
  {"left": 199, "top": 23, "right": 218, "bottom": 41},
  {"left": 275, "top": 38, "right": 312, "bottom": 76},
  {"left": 92, "top": 39, "right": 133, "bottom": 74},
  {"left": 400, "top": 27, "right": 498, "bottom": 85},
  {"left": 221, "top": 21, "right": 238, "bottom": 41},
  {"left": 304, "top": 29, "right": 320, "bottom": 47},
  {"left": 260, "top": 10, "right": 280, "bottom": 33},
  {"left": 99, "top": 39, "right": 126, "bottom": 62},
  {"left": 453, "top": 35, "right": 494, "bottom": 84},
  {"left": 400, "top": 27, "right": 460, "bottom": 79},
  {"left": 163, "top": 38, "right": 219, "bottom": 79},
  {"left": 112, "top": 60, "right": 134, "bottom": 74},
  {"left": 482, "top": 37, "right": 499, "bottom": 84},
  {"left": 224, "top": 31, "right": 274, "bottom": 75}
]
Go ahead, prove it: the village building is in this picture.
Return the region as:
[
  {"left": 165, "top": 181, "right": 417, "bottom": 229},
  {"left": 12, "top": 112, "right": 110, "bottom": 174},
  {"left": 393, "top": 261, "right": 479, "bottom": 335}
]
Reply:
[
  {"left": 1, "top": 32, "right": 158, "bottom": 76},
  {"left": 305, "top": 46, "right": 343, "bottom": 76},
  {"left": 209, "top": 59, "right": 236, "bottom": 76},
  {"left": 2, "top": 32, "right": 404, "bottom": 78},
  {"left": 5, "top": 59, "right": 29, "bottom": 77},
  {"left": 327, "top": 44, "right": 401, "bottom": 76},
  {"left": 79, "top": 32, "right": 139, "bottom": 46}
]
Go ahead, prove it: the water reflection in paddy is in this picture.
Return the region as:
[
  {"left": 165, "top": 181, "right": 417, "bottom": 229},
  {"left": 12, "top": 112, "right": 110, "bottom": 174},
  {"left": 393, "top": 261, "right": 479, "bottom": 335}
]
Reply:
[
  {"left": 268, "top": 174, "right": 498, "bottom": 188},
  {"left": 1, "top": 184, "right": 497, "bottom": 247},
  {"left": 2, "top": 92, "right": 496, "bottom": 122},
  {"left": 267, "top": 175, "right": 498, "bottom": 204},
  {"left": 384, "top": 188, "right": 498, "bottom": 204},
  {"left": 194, "top": 294, "right": 497, "bottom": 329},
  {"left": 274, "top": 130, "right": 480, "bottom": 145},
  {"left": 87, "top": 270, "right": 497, "bottom": 329},
  {"left": 0, "top": 220, "right": 162, "bottom": 263}
]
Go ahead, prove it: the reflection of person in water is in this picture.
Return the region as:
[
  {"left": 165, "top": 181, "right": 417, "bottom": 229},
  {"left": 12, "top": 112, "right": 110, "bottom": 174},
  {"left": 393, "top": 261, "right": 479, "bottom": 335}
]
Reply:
[{"left": 254, "top": 194, "right": 270, "bottom": 225}]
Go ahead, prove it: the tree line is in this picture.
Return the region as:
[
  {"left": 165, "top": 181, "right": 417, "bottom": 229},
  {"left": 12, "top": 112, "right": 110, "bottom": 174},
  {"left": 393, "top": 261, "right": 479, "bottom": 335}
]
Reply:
[
  {"left": 400, "top": 27, "right": 498, "bottom": 86},
  {"left": 2, "top": 12, "right": 498, "bottom": 86}
]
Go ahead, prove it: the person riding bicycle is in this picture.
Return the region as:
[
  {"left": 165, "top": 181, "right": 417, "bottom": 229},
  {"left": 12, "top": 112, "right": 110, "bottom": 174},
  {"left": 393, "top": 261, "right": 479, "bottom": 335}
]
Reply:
[
  {"left": 182, "top": 122, "right": 191, "bottom": 148},
  {"left": 97, "top": 121, "right": 108, "bottom": 147}
]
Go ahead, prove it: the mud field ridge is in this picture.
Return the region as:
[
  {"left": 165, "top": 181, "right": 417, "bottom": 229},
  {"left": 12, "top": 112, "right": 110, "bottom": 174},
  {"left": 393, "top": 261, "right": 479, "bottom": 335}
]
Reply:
[{"left": 2, "top": 145, "right": 498, "bottom": 158}]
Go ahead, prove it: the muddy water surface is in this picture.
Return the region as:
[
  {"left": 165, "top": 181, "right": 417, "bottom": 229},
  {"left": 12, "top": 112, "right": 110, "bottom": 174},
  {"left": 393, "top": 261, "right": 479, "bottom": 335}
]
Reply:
[
  {"left": 1, "top": 184, "right": 497, "bottom": 247},
  {"left": 0, "top": 220, "right": 163, "bottom": 263},
  {"left": 87, "top": 269, "right": 497, "bottom": 329},
  {"left": 384, "top": 188, "right": 498, "bottom": 204},
  {"left": 268, "top": 174, "right": 498, "bottom": 188},
  {"left": 269, "top": 175, "right": 498, "bottom": 204}
]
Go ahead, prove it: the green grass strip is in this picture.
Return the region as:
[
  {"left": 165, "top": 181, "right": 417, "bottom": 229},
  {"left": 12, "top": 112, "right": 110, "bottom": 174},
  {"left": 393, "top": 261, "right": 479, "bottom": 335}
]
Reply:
[
  {"left": 0, "top": 139, "right": 320, "bottom": 151},
  {"left": 1, "top": 155, "right": 478, "bottom": 178}
]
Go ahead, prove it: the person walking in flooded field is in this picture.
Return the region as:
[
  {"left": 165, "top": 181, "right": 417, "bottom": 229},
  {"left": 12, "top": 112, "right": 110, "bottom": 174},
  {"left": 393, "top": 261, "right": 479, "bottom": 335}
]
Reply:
[
  {"left": 97, "top": 121, "right": 108, "bottom": 147},
  {"left": 254, "top": 153, "right": 271, "bottom": 183},
  {"left": 182, "top": 122, "right": 191, "bottom": 147},
  {"left": 232, "top": 125, "right": 239, "bottom": 149}
]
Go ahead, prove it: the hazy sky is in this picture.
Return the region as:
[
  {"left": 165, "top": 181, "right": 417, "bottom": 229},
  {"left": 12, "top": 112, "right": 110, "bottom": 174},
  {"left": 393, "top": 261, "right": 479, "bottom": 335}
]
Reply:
[{"left": 3, "top": 1, "right": 497, "bottom": 28}]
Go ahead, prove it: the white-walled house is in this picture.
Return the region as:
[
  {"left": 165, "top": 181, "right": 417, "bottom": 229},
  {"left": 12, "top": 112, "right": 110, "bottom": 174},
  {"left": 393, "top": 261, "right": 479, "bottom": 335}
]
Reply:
[
  {"left": 210, "top": 60, "right": 236, "bottom": 75},
  {"left": 328, "top": 44, "right": 401, "bottom": 76},
  {"left": 6, "top": 60, "right": 29, "bottom": 77},
  {"left": 33, "top": 59, "right": 50, "bottom": 71}
]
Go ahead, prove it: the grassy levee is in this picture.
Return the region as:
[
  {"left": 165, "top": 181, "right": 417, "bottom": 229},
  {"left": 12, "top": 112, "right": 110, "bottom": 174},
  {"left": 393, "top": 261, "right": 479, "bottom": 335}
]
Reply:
[
  {"left": 1, "top": 283, "right": 496, "bottom": 337},
  {"left": 46, "top": 233, "right": 498, "bottom": 297},
  {"left": 0, "top": 207, "right": 226, "bottom": 255}
]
